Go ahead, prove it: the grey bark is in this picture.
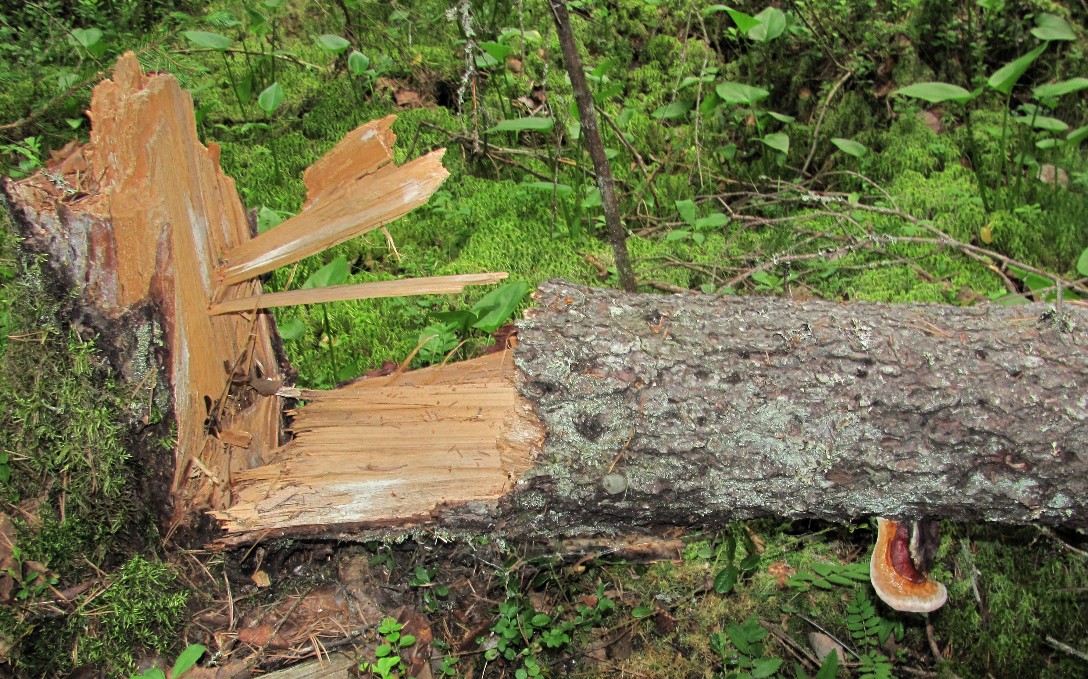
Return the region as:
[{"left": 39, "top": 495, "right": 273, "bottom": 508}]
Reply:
[{"left": 497, "top": 280, "right": 1088, "bottom": 534}]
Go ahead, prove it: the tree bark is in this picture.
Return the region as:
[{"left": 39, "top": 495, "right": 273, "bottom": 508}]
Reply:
[{"left": 505, "top": 280, "right": 1087, "bottom": 533}]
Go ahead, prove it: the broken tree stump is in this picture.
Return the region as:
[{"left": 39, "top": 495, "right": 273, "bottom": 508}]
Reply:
[
  {"left": 4, "top": 54, "right": 1087, "bottom": 549},
  {"left": 2, "top": 53, "right": 493, "bottom": 526}
]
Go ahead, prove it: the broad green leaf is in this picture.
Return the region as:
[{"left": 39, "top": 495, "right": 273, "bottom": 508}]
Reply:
[
  {"left": 1033, "top": 77, "right": 1088, "bottom": 99},
  {"left": 893, "top": 81, "right": 974, "bottom": 104},
  {"left": 751, "top": 271, "right": 782, "bottom": 287},
  {"left": 1036, "top": 138, "right": 1060, "bottom": 149},
  {"left": 752, "top": 658, "right": 783, "bottom": 678},
  {"left": 760, "top": 132, "right": 790, "bottom": 154},
  {"left": 523, "top": 181, "right": 574, "bottom": 196},
  {"left": 1023, "top": 273, "right": 1053, "bottom": 291},
  {"left": 279, "top": 317, "right": 306, "bottom": 340},
  {"left": 1014, "top": 114, "right": 1068, "bottom": 132},
  {"left": 830, "top": 137, "right": 868, "bottom": 157},
  {"left": 432, "top": 310, "right": 477, "bottom": 333},
  {"left": 631, "top": 605, "right": 654, "bottom": 619},
  {"left": 723, "top": 8, "right": 761, "bottom": 33},
  {"left": 471, "top": 281, "right": 529, "bottom": 333},
  {"left": 485, "top": 117, "right": 555, "bottom": 133},
  {"left": 172, "top": 644, "right": 206, "bottom": 678},
  {"left": 987, "top": 44, "right": 1047, "bottom": 95},
  {"left": 302, "top": 255, "right": 348, "bottom": 288},
  {"left": 1076, "top": 247, "right": 1088, "bottom": 277},
  {"left": 678, "top": 75, "right": 713, "bottom": 89},
  {"left": 315, "top": 34, "right": 350, "bottom": 52},
  {"left": 530, "top": 613, "right": 551, "bottom": 626},
  {"left": 652, "top": 100, "right": 693, "bottom": 119},
  {"left": 716, "top": 82, "right": 770, "bottom": 105},
  {"left": 258, "top": 81, "right": 285, "bottom": 113},
  {"left": 713, "top": 565, "right": 739, "bottom": 594},
  {"left": 71, "top": 27, "right": 103, "bottom": 48},
  {"left": 1032, "top": 13, "right": 1076, "bottom": 41},
  {"left": 749, "top": 7, "right": 787, "bottom": 43},
  {"left": 766, "top": 110, "right": 795, "bottom": 123},
  {"left": 256, "top": 206, "right": 288, "bottom": 233},
  {"left": 347, "top": 50, "right": 370, "bottom": 75},
  {"left": 418, "top": 324, "right": 458, "bottom": 361},
  {"left": 1068, "top": 125, "right": 1088, "bottom": 146},
  {"left": 675, "top": 199, "right": 697, "bottom": 225},
  {"left": 665, "top": 229, "right": 691, "bottom": 241},
  {"left": 183, "top": 30, "right": 232, "bottom": 50},
  {"left": 479, "top": 41, "right": 513, "bottom": 63},
  {"left": 695, "top": 213, "right": 729, "bottom": 229}
]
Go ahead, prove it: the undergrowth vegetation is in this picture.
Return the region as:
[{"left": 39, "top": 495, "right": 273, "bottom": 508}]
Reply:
[{"left": 1, "top": 0, "right": 1086, "bottom": 676}]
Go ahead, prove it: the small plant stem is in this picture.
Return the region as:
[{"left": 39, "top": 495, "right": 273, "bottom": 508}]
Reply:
[
  {"left": 220, "top": 52, "right": 247, "bottom": 120},
  {"left": 961, "top": 103, "right": 991, "bottom": 213},
  {"left": 549, "top": 0, "right": 636, "bottom": 291},
  {"left": 995, "top": 95, "right": 1011, "bottom": 209},
  {"left": 321, "top": 305, "right": 338, "bottom": 378}
]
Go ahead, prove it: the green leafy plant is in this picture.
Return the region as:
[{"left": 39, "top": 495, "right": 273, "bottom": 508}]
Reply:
[
  {"left": 129, "top": 644, "right": 206, "bottom": 679},
  {"left": 360, "top": 617, "right": 416, "bottom": 679},
  {"left": 409, "top": 565, "right": 449, "bottom": 612},
  {"left": 711, "top": 527, "right": 762, "bottom": 595},
  {"left": 786, "top": 560, "right": 871, "bottom": 592},
  {"left": 667, "top": 199, "right": 729, "bottom": 244},
  {"left": 419, "top": 281, "right": 529, "bottom": 364},
  {"left": 709, "top": 615, "right": 782, "bottom": 678},
  {"left": 0, "top": 136, "right": 43, "bottom": 178},
  {"left": 893, "top": 13, "right": 1082, "bottom": 211},
  {"left": 279, "top": 256, "right": 365, "bottom": 381},
  {"left": 483, "top": 585, "right": 615, "bottom": 678}
]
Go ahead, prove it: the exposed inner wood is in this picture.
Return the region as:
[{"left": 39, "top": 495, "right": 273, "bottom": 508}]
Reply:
[
  {"left": 215, "top": 148, "right": 449, "bottom": 287},
  {"left": 6, "top": 53, "right": 285, "bottom": 511},
  {"left": 208, "top": 273, "right": 508, "bottom": 315},
  {"left": 212, "top": 352, "right": 541, "bottom": 541},
  {"left": 6, "top": 53, "right": 513, "bottom": 526}
]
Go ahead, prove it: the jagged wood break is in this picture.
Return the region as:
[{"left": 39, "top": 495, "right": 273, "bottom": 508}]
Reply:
[{"left": 4, "top": 53, "right": 512, "bottom": 527}]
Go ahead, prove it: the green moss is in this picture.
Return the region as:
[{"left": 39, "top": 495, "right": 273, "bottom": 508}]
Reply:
[
  {"left": 74, "top": 555, "right": 190, "bottom": 676},
  {"left": 939, "top": 526, "right": 1088, "bottom": 677}
]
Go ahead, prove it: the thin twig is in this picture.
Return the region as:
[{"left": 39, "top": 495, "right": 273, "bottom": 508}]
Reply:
[{"left": 802, "top": 70, "right": 853, "bottom": 175}]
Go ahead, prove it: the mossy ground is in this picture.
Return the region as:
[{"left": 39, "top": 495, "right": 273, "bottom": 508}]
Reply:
[{"left": 1, "top": 0, "right": 1086, "bottom": 676}]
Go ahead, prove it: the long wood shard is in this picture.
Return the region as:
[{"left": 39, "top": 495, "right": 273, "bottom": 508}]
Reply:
[
  {"left": 208, "top": 273, "right": 508, "bottom": 315},
  {"left": 216, "top": 150, "right": 449, "bottom": 287}
]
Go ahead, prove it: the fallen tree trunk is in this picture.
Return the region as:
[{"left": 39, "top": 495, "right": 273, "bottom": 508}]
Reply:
[
  {"left": 4, "top": 55, "right": 1087, "bottom": 549},
  {"left": 211, "top": 281, "right": 1088, "bottom": 546}
]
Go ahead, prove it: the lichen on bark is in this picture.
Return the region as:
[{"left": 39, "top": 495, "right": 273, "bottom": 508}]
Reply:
[{"left": 507, "top": 280, "right": 1088, "bottom": 535}]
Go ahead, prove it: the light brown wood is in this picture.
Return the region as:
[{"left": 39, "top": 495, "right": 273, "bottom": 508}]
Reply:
[
  {"left": 5, "top": 53, "right": 459, "bottom": 522},
  {"left": 3, "top": 53, "right": 287, "bottom": 508},
  {"left": 302, "top": 114, "right": 397, "bottom": 208},
  {"left": 215, "top": 150, "right": 450, "bottom": 287},
  {"left": 207, "top": 273, "right": 508, "bottom": 315},
  {"left": 212, "top": 352, "right": 541, "bottom": 544}
]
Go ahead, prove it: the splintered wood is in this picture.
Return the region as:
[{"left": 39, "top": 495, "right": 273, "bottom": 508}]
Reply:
[
  {"left": 7, "top": 52, "right": 284, "bottom": 511},
  {"left": 7, "top": 53, "right": 518, "bottom": 534},
  {"left": 213, "top": 352, "right": 539, "bottom": 545}
]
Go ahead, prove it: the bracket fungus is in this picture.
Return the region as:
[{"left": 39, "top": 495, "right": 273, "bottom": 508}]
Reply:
[{"left": 870, "top": 518, "right": 948, "bottom": 613}]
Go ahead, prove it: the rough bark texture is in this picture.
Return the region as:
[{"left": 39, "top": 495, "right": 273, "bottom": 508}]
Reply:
[{"left": 501, "top": 280, "right": 1088, "bottom": 534}]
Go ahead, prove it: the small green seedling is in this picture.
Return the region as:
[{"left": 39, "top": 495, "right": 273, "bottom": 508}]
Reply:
[
  {"left": 129, "top": 644, "right": 205, "bottom": 679},
  {"left": 360, "top": 617, "right": 416, "bottom": 679}
]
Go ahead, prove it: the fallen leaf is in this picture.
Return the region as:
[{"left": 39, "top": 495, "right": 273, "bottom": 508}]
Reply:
[{"left": 251, "top": 570, "right": 270, "bottom": 588}]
